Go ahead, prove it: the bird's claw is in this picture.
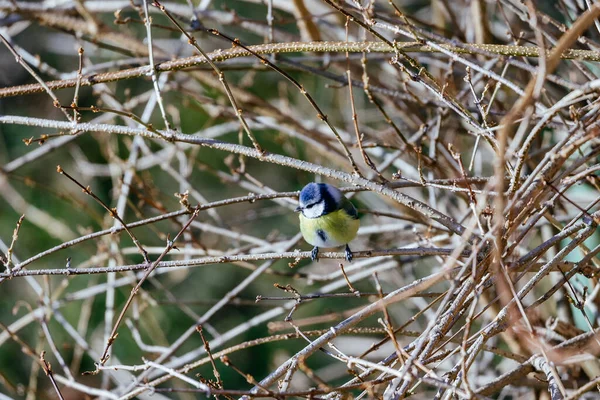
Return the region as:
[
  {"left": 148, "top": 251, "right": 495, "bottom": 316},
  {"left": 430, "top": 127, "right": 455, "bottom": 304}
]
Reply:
[
  {"left": 311, "top": 246, "right": 319, "bottom": 262},
  {"left": 345, "top": 244, "right": 353, "bottom": 262}
]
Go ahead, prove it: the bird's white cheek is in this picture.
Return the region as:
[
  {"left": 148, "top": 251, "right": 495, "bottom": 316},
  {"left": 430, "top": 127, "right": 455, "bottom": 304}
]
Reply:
[{"left": 302, "top": 202, "right": 325, "bottom": 219}]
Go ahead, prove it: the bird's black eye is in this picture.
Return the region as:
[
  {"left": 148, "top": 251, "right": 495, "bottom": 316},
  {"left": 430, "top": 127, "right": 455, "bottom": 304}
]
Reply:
[{"left": 306, "top": 204, "right": 314, "bottom": 209}]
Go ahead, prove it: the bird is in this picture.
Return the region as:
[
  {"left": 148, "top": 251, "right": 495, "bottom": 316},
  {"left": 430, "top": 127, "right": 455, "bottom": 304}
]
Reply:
[{"left": 295, "top": 182, "right": 360, "bottom": 262}]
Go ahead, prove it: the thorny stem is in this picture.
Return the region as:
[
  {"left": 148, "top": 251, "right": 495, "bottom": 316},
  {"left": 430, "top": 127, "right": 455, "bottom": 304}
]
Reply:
[
  {"left": 153, "top": 0, "right": 264, "bottom": 154},
  {"left": 98, "top": 207, "right": 201, "bottom": 366},
  {"left": 1, "top": 41, "right": 600, "bottom": 99}
]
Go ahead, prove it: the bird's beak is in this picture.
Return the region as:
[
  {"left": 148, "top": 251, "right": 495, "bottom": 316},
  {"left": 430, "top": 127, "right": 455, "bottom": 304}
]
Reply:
[{"left": 294, "top": 206, "right": 302, "bottom": 213}]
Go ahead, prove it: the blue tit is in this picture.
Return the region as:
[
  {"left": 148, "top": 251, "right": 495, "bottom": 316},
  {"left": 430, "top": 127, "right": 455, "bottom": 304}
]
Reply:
[{"left": 295, "top": 182, "right": 360, "bottom": 262}]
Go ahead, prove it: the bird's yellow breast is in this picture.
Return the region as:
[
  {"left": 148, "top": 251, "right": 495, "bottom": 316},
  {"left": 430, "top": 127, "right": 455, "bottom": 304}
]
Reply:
[{"left": 299, "top": 209, "right": 359, "bottom": 248}]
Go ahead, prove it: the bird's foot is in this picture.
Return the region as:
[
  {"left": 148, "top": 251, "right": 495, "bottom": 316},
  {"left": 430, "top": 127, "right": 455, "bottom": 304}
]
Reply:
[
  {"left": 344, "top": 244, "right": 353, "bottom": 262},
  {"left": 311, "top": 246, "right": 319, "bottom": 262}
]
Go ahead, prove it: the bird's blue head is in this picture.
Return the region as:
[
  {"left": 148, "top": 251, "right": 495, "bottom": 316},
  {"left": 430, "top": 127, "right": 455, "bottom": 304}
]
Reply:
[{"left": 295, "top": 183, "right": 343, "bottom": 219}]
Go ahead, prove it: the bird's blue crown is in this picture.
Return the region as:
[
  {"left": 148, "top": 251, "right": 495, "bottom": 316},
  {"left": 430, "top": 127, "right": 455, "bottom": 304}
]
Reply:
[{"left": 299, "top": 183, "right": 323, "bottom": 205}]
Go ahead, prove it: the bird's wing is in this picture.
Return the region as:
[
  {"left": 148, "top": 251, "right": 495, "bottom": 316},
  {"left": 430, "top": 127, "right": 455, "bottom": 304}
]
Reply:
[{"left": 340, "top": 197, "right": 359, "bottom": 219}]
